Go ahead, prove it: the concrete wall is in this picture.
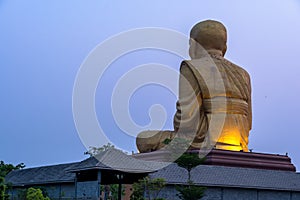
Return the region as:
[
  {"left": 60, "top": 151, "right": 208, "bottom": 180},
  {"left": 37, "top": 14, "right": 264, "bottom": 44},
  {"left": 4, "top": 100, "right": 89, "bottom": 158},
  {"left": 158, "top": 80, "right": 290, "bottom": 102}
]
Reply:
[
  {"left": 43, "top": 183, "right": 75, "bottom": 199},
  {"left": 223, "top": 188, "right": 257, "bottom": 200},
  {"left": 258, "top": 190, "right": 291, "bottom": 200},
  {"left": 60, "top": 183, "right": 76, "bottom": 199},
  {"left": 151, "top": 185, "right": 180, "bottom": 200},
  {"left": 8, "top": 183, "right": 300, "bottom": 200},
  {"left": 155, "top": 185, "right": 300, "bottom": 200},
  {"left": 76, "top": 181, "right": 99, "bottom": 199},
  {"left": 222, "top": 188, "right": 300, "bottom": 200},
  {"left": 202, "top": 187, "right": 222, "bottom": 200},
  {"left": 8, "top": 183, "right": 75, "bottom": 200}
]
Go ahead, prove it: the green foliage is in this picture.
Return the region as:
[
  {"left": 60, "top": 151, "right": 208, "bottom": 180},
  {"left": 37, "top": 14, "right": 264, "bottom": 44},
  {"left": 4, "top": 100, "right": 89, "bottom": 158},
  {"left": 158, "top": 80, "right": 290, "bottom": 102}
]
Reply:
[
  {"left": 164, "top": 136, "right": 206, "bottom": 169},
  {"left": 26, "top": 187, "right": 50, "bottom": 200},
  {"left": 130, "top": 180, "right": 144, "bottom": 200},
  {"left": 175, "top": 153, "right": 205, "bottom": 171},
  {"left": 0, "top": 161, "right": 25, "bottom": 178},
  {"left": 85, "top": 143, "right": 115, "bottom": 156},
  {"left": 162, "top": 138, "right": 172, "bottom": 145},
  {"left": 130, "top": 177, "right": 166, "bottom": 200},
  {"left": 110, "top": 184, "right": 125, "bottom": 200},
  {"left": 0, "top": 161, "right": 25, "bottom": 200},
  {"left": 16, "top": 188, "right": 27, "bottom": 200},
  {"left": 101, "top": 184, "right": 125, "bottom": 200},
  {"left": 174, "top": 152, "right": 205, "bottom": 182},
  {"left": 14, "top": 187, "right": 49, "bottom": 200},
  {"left": 0, "top": 176, "right": 9, "bottom": 200},
  {"left": 176, "top": 181, "right": 205, "bottom": 200},
  {"left": 173, "top": 151, "right": 206, "bottom": 199}
]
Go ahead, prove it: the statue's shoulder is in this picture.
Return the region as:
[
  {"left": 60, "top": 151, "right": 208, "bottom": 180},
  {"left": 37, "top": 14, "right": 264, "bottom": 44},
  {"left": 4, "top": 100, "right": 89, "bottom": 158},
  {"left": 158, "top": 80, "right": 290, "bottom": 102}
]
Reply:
[
  {"left": 180, "top": 59, "right": 218, "bottom": 80},
  {"left": 222, "top": 57, "right": 251, "bottom": 78},
  {"left": 179, "top": 60, "right": 198, "bottom": 72},
  {"left": 181, "top": 59, "right": 214, "bottom": 70}
]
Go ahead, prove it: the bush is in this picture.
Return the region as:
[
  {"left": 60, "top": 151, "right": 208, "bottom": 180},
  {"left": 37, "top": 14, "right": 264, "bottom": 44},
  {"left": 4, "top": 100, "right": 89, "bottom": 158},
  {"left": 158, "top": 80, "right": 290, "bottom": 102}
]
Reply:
[
  {"left": 176, "top": 181, "right": 205, "bottom": 200},
  {"left": 26, "top": 187, "right": 50, "bottom": 200},
  {"left": 130, "top": 177, "right": 166, "bottom": 200}
]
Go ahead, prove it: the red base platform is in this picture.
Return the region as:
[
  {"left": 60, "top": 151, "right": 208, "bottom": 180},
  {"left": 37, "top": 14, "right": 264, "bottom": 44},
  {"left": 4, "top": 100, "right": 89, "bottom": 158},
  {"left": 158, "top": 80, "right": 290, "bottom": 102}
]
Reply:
[{"left": 133, "top": 149, "right": 296, "bottom": 172}]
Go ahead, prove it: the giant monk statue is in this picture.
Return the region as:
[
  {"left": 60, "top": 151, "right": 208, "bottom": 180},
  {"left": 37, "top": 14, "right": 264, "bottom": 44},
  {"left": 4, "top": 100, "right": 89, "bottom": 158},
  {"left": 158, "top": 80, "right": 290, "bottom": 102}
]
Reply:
[{"left": 136, "top": 20, "right": 252, "bottom": 153}]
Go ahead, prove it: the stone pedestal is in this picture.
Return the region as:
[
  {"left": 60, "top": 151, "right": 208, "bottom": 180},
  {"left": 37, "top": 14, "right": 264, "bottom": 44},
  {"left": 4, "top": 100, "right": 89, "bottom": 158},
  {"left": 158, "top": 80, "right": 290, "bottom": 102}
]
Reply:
[
  {"left": 196, "top": 149, "right": 296, "bottom": 172},
  {"left": 133, "top": 149, "right": 296, "bottom": 172}
]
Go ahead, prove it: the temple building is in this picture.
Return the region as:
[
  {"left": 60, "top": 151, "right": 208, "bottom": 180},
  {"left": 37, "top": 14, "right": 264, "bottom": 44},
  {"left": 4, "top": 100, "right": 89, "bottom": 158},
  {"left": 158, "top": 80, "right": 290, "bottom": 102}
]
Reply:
[{"left": 6, "top": 149, "right": 300, "bottom": 200}]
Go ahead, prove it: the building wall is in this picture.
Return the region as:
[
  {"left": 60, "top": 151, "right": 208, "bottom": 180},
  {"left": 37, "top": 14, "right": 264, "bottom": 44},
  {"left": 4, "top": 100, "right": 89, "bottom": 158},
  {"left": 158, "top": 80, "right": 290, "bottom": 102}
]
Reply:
[
  {"left": 76, "top": 181, "right": 99, "bottom": 199},
  {"left": 224, "top": 188, "right": 256, "bottom": 200},
  {"left": 8, "top": 183, "right": 75, "bottom": 200},
  {"left": 149, "top": 185, "right": 179, "bottom": 200},
  {"left": 292, "top": 192, "right": 300, "bottom": 199},
  {"left": 8, "top": 181, "right": 100, "bottom": 199},
  {"left": 60, "top": 183, "right": 76, "bottom": 199},
  {"left": 43, "top": 183, "right": 75, "bottom": 199},
  {"left": 257, "top": 190, "right": 291, "bottom": 200},
  {"left": 202, "top": 187, "right": 222, "bottom": 200},
  {"left": 8, "top": 183, "right": 300, "bottom": 200},
  {"left": 156, "top": 185, "right": 300, "bottom": 200}
]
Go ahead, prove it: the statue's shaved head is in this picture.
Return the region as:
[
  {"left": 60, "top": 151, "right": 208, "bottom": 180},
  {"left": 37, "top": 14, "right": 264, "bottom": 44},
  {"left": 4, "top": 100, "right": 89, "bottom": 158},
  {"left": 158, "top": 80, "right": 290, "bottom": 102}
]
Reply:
[{"left": 190, "top": 20, "right": 227, "bottom": 55}]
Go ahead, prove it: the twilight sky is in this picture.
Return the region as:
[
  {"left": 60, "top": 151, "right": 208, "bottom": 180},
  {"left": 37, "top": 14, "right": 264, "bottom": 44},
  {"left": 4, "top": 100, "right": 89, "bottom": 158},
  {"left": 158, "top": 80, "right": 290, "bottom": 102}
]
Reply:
[{"left": 1, "top": 0, "right": 300, "bottom": 170}]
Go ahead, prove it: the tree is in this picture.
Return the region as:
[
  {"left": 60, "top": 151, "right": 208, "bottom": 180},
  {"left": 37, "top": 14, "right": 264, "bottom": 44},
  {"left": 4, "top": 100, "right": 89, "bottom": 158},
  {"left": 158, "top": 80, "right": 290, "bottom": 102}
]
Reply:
[
  {"left": 164, "top": 136, "right": 207, "bottom": 199},
  {"left": 84, "top": 143, "right": 115, "bottom": 157},
  {"left": 130, "top": 177, "right": 166, "bottom": 200},
  {"left": 0, "top": 177, "right": 8, "bottom": 200},
  {"left": 0, "top": 161, "right": 25, "bottom": 200},
  {"left": 0, "top": 161, "right": 25, "bottom": 178},
  {"left": 176, "top": 181, "right": 205, "bottom": 200},
  {"left": 174, "top": 154, "right": 206, "bottom": 200},
  {"left": 101, "top": 184, "right": 125, "bottom": 200},
  {"left": 175, "top": 153, "right": 204, "bottom": 181},
  {"left": 26, "top": 187, "right": 50, "bottom": 200}
]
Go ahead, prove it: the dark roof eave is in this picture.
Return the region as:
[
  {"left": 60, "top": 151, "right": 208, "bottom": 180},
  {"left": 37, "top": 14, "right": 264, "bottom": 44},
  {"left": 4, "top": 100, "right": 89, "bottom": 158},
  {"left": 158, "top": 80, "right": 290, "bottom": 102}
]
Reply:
[
  {"left": 166, "top": 182, "right": 300, "bottom": 192},
  {"left": 67, "top": 166, "right": 111, "bottom": 172},
  {"left": 68, "top": 166, "right": 155, "bottom": 174},
  {"left": 8, "top": 179, "right": 75, "bottom": 187}
]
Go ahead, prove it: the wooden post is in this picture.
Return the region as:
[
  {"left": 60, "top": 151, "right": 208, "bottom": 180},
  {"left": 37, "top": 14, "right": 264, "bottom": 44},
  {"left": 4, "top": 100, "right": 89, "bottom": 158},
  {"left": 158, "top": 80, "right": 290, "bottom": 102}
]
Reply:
[{"left": 97, "top": 170, "right": 101, "bottom": 199}]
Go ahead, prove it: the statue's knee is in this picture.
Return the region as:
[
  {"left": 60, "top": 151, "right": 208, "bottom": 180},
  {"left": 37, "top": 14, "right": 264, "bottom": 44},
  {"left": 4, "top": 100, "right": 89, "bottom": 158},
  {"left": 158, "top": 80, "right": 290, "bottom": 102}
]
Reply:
[{"left": 136, "top": 130, "right": 174, "bottom": 153}]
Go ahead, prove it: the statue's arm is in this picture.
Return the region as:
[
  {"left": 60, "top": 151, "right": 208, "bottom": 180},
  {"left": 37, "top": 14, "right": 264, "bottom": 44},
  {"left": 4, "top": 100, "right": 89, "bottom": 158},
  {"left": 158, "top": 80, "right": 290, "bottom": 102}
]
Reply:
[{"left": 174, "top": 61, "right": 201, "bottom": 132}]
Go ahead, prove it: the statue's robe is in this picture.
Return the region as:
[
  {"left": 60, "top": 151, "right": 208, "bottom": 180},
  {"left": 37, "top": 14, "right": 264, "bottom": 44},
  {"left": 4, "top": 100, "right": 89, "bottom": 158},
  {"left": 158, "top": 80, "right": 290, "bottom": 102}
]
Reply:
[{"left": 174, "top": 50, "right": 252, "bottom": 151}]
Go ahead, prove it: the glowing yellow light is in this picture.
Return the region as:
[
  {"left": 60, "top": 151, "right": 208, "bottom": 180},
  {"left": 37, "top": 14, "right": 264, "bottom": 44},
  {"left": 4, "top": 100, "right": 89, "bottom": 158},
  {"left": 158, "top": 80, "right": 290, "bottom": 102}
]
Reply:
[
  {"left": 217, "top": 144, "right": 242, "bottom": 151},
  {"left": 216, "top": 129, "right": 244, "bottom": 151}
]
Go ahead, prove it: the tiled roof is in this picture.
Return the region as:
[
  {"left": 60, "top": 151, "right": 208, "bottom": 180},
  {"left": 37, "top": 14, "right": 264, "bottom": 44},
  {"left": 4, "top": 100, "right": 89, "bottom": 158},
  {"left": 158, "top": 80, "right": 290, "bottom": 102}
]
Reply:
[
  {"left": 5, "top": 149, "right": 168, "bottom": 186},
  {"left": 67, "top": 148, "right": 169, "bottom": 173},
  {"left": 5, "top": 162, "right": 78, "bottom": 186},
  {"left": 6, "top": 149, "right": 300, "bottom": 191},
  {"left": 150, "top": 164, "right": 300, "bottom": 191}
]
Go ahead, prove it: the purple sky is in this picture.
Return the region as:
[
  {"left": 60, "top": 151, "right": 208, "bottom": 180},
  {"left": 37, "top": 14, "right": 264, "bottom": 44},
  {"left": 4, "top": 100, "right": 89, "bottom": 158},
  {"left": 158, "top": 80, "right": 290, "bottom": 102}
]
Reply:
[{"left": 1, "top": 1, "right": 300, "bottom": 170}]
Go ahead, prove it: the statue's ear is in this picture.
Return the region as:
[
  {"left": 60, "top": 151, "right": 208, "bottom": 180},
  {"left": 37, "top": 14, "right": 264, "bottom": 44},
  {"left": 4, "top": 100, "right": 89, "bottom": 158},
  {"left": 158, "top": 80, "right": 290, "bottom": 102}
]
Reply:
[{"left": 222, "top": 44, "right": 227, "bottom": 56}]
